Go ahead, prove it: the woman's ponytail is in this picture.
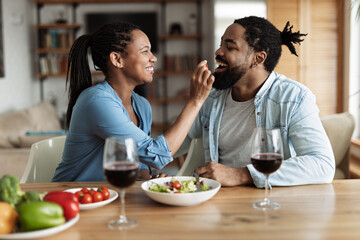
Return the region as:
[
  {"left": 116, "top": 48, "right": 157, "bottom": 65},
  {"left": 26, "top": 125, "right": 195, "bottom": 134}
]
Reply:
[{"left": 66, "top": 34, "right": 92, "bottom": 129}]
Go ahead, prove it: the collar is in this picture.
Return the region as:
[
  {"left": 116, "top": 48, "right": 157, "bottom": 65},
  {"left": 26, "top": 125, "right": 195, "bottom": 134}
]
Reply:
[{"left": 254, "top": 71, "right": 277, "bottom": 105}]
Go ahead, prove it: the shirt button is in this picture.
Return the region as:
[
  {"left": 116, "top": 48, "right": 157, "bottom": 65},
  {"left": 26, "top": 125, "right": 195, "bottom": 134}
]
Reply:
[{"left": 257, "top": 112, "right": 261, "bottom": 116}]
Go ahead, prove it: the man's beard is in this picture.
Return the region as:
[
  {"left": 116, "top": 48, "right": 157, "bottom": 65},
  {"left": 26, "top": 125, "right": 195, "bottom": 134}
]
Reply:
[{"left": 212, "top": 65, "right": 247, "bottom": 90}]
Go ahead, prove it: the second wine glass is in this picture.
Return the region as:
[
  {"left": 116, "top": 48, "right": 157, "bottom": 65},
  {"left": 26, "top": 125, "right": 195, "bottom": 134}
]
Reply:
[
  {"left": 103, "top": 137, "right": 140, "bottom": 230},
  {"left": 250, "top": 127, "right": 283, "bottom": 210}
]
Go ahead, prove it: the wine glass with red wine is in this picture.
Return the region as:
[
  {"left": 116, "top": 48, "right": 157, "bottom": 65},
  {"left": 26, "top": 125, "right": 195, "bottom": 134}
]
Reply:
[
  {"left": 103, "top": 137, "right": 140, "bottom": 230},
  {"left": 250, "top": 127, "right": 283, "bottom": 210}
]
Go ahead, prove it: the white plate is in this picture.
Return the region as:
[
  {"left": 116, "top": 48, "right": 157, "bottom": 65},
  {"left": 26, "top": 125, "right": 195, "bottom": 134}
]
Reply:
[
  {"left": 141, "top": 176, "right": 221, "bottom": 206},
  {"left": 64, "top": 188, "right": 118, "bottom": 210},
  {"left": 0, "top": 214, "right": 79, "bottom": 239}
]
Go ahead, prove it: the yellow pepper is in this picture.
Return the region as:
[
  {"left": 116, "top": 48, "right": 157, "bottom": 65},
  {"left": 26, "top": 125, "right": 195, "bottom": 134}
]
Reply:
[{"left": 0, "top": 201, "right": 18, "bottom": 234}]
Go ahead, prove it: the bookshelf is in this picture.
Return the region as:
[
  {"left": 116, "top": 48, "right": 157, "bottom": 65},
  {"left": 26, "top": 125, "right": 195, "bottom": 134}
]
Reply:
[
  {"left": 151, "top": 0, "right": 202, "bottom": 133},
  {"left": 35, "top": 2, "right": 79, "bottom": 100},
  {"left": 34, "top": 0, "right": 203, "bottom": 132}
]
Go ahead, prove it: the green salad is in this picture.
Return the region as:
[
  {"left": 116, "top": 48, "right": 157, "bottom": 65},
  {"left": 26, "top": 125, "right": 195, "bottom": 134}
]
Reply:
[{"left": 149, "top": 178, "right": 211, "bottom": 193}]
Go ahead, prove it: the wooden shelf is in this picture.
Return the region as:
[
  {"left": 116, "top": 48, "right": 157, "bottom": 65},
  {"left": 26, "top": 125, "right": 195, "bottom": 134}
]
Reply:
[
  {"left": 35, "top": 0, "right": 199, "bottom": 3},
  {"left": 37, "top": 48, "right": 70, "bottom": 54},
  {"left": 36, "top": 23, "right": 81, "bottom": 29},
  {"left": 38, "top": 72, "right": 67, "bottom": 78},
  {"left": 37, "top": 71, "right": 104, "bottom": 79},
  {"left": 159, "top": 34, "right": 202, "bottom": 40},
  {"left": 155, "top": 70, "right": 192, "bottom": 77}
]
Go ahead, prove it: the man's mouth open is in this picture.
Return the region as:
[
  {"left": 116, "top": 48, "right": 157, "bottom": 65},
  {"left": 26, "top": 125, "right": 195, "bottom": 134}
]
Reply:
[{"left": 215, "top": 60, "right": 228, "bottom": 72}]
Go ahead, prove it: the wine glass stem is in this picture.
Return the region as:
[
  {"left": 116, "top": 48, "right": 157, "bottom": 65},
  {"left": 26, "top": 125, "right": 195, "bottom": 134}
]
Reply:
[
  {"left": 264, "top": 175, "right": 270, "bottom": 204},
  {"left": 119, "top": 188, "right": 127, "bottom": 221}
]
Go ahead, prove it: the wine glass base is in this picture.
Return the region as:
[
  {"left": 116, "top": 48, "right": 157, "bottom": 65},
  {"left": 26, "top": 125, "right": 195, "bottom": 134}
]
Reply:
[
  {"left": 108, "top": 218, "right": 138, "bottom": 230},
  {"left": 253, "top": 201, "right": 280, "bottom": 210}
]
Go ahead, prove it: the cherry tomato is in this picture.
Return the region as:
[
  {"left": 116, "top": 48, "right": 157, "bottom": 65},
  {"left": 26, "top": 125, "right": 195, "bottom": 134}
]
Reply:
[
  {"left": 75, "top": 191, "right": 83, "bottom": 201},
  {"left": 89, "top": 189, "right": 97, "bottom": 196},
  {"left": 80, "top": 193, "right": 92, "bottom": 204},
  {"left": 98, "top": 187, "right": 110, "bottom": 200},
  {"left": 93, "top": 192, "right": 103, "bottom": 202},
  {"left": 81, "top": 188, "right": 89, "bottom": 193},
  {"left": 101, "top": 189, "right": 110, "bottom": 200},
  {"left": 173, "top": 181, "right": 181, "bottom": 190}
]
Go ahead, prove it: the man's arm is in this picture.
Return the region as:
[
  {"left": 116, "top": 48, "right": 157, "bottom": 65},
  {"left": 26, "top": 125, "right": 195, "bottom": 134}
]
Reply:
[{"left": 196, "top": 162, "right": 253, "bottom": 186}]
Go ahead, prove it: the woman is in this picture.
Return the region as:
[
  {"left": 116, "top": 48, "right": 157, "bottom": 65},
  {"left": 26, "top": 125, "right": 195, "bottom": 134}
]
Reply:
[{"left": 52, "top": 22, "right": 214, "bottom": 182}]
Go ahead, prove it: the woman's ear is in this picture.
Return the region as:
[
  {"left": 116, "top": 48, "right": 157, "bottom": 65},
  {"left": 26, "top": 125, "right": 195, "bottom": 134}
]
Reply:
[{"left": 109, "top": 52, "right": 123, "bottom": 68}]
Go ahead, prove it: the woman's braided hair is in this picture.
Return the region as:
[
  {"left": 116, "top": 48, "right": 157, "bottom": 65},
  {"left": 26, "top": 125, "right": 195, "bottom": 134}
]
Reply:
[
  {"left": 65, "top": 21, "right": 140, "bottom": 129},
  {"left": 234, "top": 16, "right": 307, "bottom": 73}
]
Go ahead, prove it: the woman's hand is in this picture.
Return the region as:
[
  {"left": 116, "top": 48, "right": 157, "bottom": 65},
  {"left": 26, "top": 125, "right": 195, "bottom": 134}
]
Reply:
[
  {"left": 189, "top": 60, "right": 214, "bottom": 107},
  {"left": 163, "top": 60, "right": 214, "bottom": 155},
  {"left": 152, "top": 172, "right": 171, "bottom": 179},
  {"left": 138, "top": 169, "right": 151, "bottom": 180}
]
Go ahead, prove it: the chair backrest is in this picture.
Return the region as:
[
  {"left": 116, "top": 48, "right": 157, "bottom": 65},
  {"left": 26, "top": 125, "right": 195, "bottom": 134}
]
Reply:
[
  {"left": 321, "top": 112, "right": 355, "bottom": 179},
  {"left": 176, "top": 138, "right": 205, "bottom": 176},
  {"left": 20, "top": 135, "right": 66, "bottom": 183}
]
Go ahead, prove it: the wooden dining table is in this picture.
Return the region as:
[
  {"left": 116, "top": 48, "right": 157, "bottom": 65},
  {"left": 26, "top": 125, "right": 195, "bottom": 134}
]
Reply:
[{"left": 14, "top": 179, "right": 360, "bottom": 240}]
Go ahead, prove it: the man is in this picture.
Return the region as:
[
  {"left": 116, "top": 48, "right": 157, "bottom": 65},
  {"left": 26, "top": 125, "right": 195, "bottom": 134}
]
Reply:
[{"left": 175, "top": 16, "right": 335, "bottom": 188}]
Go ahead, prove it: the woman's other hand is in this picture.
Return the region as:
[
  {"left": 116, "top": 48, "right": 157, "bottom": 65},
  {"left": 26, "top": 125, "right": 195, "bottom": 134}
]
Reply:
[{"left": 152, "top": 172, "right": 171, "bottom": 178}]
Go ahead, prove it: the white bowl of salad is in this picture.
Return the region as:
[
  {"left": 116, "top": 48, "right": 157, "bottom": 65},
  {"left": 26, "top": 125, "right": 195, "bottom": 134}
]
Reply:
[{"left": 141, "top": 176, "right": 221, "bottom": 206}]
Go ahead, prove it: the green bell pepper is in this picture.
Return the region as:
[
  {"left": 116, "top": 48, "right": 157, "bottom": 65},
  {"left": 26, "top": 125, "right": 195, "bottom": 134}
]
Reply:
[{"left": 18, "top": 201, "right": 66, "bottom": 231}]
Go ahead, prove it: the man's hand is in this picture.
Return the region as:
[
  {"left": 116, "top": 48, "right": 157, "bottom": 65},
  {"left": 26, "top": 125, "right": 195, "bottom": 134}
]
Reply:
[{"left": 195, "top": 161, "right": 253, "bottom": 186}]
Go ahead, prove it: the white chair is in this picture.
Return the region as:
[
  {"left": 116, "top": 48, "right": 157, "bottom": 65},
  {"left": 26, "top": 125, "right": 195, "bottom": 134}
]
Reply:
[
  {"left": 321, "top": 112, "right": 355, "bottom": 179},
  {"left": 20, "top": 135, "right": 66, "bottom": 183},
  {"left": 176, "top": 138, "right": 205, "bottom": 176}
]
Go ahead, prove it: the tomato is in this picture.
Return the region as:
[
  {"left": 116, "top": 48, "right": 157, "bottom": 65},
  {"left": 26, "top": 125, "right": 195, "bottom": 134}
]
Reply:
[
  {"left": 173, "top": 181, "right": 181, "bottom": 190},
  {"left": 101, "top": 189, "right": 110, "bottom": 200},
  {"left": 89, "top": 189, "right": 97, "bottom": 196},
  {"left": 80, "top": 193, "right": 92, "bottom": 204},
  {"left": 93, "top": 192, "right": 103, "bottom": 202},
  {"left": 81, "top": 188, "right": 89, "bottom": 193},
  {"left": 98, "top": 186, "right": 110, "bottom": 200},
  {"left": 75, "top": 191, "right": 83, "bottom": 201}
]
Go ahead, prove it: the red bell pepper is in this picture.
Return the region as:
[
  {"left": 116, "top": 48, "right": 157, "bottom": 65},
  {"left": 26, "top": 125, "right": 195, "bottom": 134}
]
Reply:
[{"left": 44, "top": 191, "right": 79, "bottom": 220}]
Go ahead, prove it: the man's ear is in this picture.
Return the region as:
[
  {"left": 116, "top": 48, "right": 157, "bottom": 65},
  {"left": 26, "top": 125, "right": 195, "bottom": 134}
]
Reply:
[
  {"left": 255, "top": 51, "right": 267, "bottom": 65},
  {"left": 109, "top": 52, "right": 123, "bottom": 68}
]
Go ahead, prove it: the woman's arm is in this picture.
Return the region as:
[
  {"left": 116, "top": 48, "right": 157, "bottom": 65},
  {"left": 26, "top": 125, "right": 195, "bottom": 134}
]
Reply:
[{"left": 164, "top": 60, "right": 214, "bottom": 156}]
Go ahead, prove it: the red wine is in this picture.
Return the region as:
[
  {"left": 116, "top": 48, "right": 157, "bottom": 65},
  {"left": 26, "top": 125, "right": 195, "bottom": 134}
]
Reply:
[
  {"left": 251, "top": 153, "right": 282, "bottom": 174},
  {"left": 104, "top": 162, "right": 139, "bottom": 188}
]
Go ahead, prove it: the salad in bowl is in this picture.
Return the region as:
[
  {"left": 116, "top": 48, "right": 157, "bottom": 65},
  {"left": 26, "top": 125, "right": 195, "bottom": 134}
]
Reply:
[{"left": 141, "top": 176, "right": 221, "bottom": 206}]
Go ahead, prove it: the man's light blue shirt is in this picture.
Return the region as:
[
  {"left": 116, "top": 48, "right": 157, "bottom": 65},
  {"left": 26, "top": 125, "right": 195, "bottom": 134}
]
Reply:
[
  {"left": 177, "top": 72, "right": 335, "bottom": 188},
  {"left": 52, "top": 81, "right": 172, "bottom": 182}
]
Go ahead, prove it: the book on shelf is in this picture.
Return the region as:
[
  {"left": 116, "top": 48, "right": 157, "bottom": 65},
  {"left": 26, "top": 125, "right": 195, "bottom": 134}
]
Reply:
[
  {"left": 39, "top": 56, "right": 49, "bottom": 74},
  {"left": 39, "top": 29, "right": 75, "bottom": 49},
  {"left": 38, "top": 54, "right": 68, "bottom": 75},
  {"left": 163, "top": 54, "right": 200, "bottom": 72}
]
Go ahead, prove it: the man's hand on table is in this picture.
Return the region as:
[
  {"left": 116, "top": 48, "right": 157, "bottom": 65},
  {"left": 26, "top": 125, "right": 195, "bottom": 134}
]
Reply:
[
  {"left": 195, "top": 161, "right": 253, "bottom": 186},
  {"left": 138, "top": 169, "right": 171, "bottom": 181}
]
